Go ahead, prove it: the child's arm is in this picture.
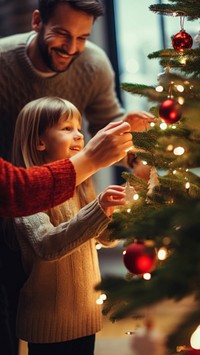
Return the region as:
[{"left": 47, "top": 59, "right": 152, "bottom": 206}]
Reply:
[
  {"left": 13, "top": 186, "right": 125, "bottom": 260},
  {"left": 95, "top": 185, "right": 125, "bottom": 247}
]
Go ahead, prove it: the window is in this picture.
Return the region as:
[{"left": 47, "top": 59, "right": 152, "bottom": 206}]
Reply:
[{"left": 113, "top": 0, "right": 198, "bottom": 111}]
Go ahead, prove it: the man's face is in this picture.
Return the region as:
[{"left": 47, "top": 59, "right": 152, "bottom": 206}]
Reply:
[{"left": 34, "top": 3, "right": 94, "bottom": 72}]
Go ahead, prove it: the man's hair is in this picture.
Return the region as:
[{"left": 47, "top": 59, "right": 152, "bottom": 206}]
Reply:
[{"left": 38, "top": 0, "right": 104, "bottom": 24}]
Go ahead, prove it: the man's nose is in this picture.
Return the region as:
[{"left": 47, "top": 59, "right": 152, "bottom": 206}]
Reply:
[{"left": 64, "top": 38, "right": 77, "bottom": 55}]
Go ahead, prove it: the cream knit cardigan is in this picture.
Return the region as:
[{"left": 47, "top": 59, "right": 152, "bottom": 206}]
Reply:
[{"left": 13, "top": 194, "right": 114, "bottom": 343}]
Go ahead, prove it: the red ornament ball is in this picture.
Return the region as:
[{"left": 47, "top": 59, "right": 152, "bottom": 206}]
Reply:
[
  {"left": 123, "top": 241, "right": 157, "bottom": 275},
  {"left": 172, "top": 30, "right": 193, "bottom": 51},
  {"left": 159, "top": 98, "right": 182, "bottom": 124},
  {"left": 186, "top": 350, "right": 200, "bottom": 355}
]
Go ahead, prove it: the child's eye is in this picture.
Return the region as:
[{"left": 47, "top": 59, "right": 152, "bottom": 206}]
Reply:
[{"left": 62, "top": 127, "right": 71, "bottom": 131}]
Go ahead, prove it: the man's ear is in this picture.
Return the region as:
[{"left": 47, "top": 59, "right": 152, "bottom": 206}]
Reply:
[
  {"left": 32, "top": 10, "right": 43, "bottom": 33},
  {"left": 36, "top": 138, "right": 46, "bottom": 151}
]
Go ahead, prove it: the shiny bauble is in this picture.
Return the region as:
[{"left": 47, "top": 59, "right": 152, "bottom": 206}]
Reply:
[
  {"left": 172, "top": 30, "right": 193, "bottom": 51},
  {"left": 123, "top": 241, "right": 157, "bottom": 275},
  {"left": 186, "top": 349, "right": 200, "bottom": 355},
  {"left": 159, "top": 98, "right": 182, "bottom": 124}
]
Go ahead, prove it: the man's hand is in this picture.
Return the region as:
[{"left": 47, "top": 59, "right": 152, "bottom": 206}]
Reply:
[
  {"left": 84, "top": 121, "right": 133, "bottom": 169},
  {"left": 123, "top": 111, "right": 156, "bottom": 132}
]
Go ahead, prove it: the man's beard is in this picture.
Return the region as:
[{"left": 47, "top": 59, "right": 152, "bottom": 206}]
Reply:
[{"left": 37, "top": 29, "right": 78, "bottom": 73}]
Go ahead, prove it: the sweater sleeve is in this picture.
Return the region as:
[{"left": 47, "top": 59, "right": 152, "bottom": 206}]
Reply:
[
  {"left": 13, "top": 198, "right": 111, "bottom": 260},
  {"left": 83, "top": 44, "right": 125, "bottom": 136},
  {"left": 0, "top": 158, "right": 76, "bottom": 217}
]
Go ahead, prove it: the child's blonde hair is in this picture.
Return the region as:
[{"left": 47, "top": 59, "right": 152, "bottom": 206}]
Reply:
[
  {"left": 12, "top": 97, "right": 82, "bottom": 168},
  {"left": 12, "top": 97, "right": 96, "bottom": 219}
]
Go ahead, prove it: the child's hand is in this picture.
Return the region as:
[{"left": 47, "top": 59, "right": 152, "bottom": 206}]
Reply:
[{"left": 99, "top": 185, "right": 126, "bottom": 217}]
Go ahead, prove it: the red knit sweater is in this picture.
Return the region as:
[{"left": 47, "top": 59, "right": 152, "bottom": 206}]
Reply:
[{"left": 0, "top": 158, "right": 76, "bottom": 217}]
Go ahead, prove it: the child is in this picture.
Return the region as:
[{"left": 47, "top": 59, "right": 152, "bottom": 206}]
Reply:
[{"left": 11, "top": 97, "right": 126, "bottom": 355}]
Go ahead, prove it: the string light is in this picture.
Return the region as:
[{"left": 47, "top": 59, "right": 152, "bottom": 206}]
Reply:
[
  {"left": 173, "top": 146, "right": 185, "bottom": 156},
  {"left": 96, "top": 243, "right": 102, "bottom": 250},
  {"left": 156, "top": 85, "right": 164, "bottom": 92},
  {"left": 96, "top": 293, "right": 107, "bottom": 305},
  {"left": 143, "top": 273, "right": 151, "bottom": 280},
  {"left": 160, "top": 122, "right": 167, "bottom": 130},
  {"left": 158, "top": 247, "right": 167, "bottom": 260},
  {"left": 190, "top": 325, "right": 200, "bottom": 349},
  {"left": 133, "top": 193, "right": 139, "bottom": 201},
  {"left": 100, "top": 294, "right": 107, "bottom": 301},
  {"left": 177, "top": 97, "right": 185, "bottom": 105},
  {"left": 179, "top": 56, "right": 187, "bottom": 65},
  {"left": 96, "top": 298, "right": 103, "bottom": 305},
  {"left": 185, "top": 182, "right": 190, "bottom": 190},
  {"left": 176, "top": 85, "right": 184, "bottom": 92},
  {"left": 125, "top": 331, "right": 135, "bottom": 335},
  {"left": 167, "top": 144, "right": 174, "bottom": 151}
]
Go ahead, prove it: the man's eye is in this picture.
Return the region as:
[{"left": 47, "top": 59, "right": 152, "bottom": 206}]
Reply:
[
  {"left": 54, "top": 30, "right": 67, "bottom": 37},
  {"left": 78, "top": 37, "right": 87, "bottom": 41}
]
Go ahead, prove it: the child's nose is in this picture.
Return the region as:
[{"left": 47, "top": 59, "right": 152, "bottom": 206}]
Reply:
[{"left": 74, "top": 131, "right": 83, "bottom": 140}]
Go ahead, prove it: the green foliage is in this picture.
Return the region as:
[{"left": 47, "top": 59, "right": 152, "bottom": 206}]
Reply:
[
  {"left": 98, "top": 0, "right": 200, "bottom": 352},
  {"left": 149, "top": 1, "right": 200, "bottom": 20}
]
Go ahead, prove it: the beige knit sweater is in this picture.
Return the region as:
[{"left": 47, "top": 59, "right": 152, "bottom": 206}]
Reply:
[{"left": 13, "top": 193, "right": 114, "bottom": 343}]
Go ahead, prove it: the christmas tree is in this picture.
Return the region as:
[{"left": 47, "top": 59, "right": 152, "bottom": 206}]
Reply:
[{"left": 97, "top": 1, "right": 200, "bottom": 353}]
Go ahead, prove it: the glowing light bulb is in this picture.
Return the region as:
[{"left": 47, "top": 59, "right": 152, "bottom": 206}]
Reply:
[
  {"left": 96, "top": 243, "right": 102, "bottom": 250},
  {"left": 160, "top": 122, "right": 167, "bottom": 130},
  {"left": 150, "top": 122, "right": 155, "bottom": 127},
  {"left": 185, "top": 182, "right": 190, "bottom": 190},
  {"left": 125, "top": 331, "right": 135, "bottom": 335},
  {"left": 133, "top": 194, "right": 139, "bottom": 201},
  {"left": 100, "top": 294, "right": 107, "bottom": 301},
  {"left": 176, "top": 85, "right": 184, "bottom": 92},
  {"left": 156, "top": 85, "right": 164, "bottom": 92},
  {"left": 179, "top": 56, "right": 187, "bottom": 65},
  {"left": 143, "top": 273, "right": 151, "bottom": 280},
  {"left": 96, "top": 298, "right": 103, "bottom": 305},
  {"left": 173, "top": 146, "right": 185, "bottom": 156},
  {"left": 190, "top": 325, "right": 200, "bottom": 349},
  {"left": 158, "top": 247, "right": 167, "bottom": 260},
  {"left": 167, "top": 144, "right": 174, "bottom": 151},
  {"left": 177, "top": 97, "right": 185, "bottom": 105}
]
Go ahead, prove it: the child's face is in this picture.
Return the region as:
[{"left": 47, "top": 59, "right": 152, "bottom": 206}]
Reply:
[{"left": 39, "top": 113, "right": 84, "bottom": 162}]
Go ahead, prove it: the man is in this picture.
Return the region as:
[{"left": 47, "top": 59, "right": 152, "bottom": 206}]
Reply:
[{"left": 0, "top": 0, "right": 153, "bottom": 161}]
